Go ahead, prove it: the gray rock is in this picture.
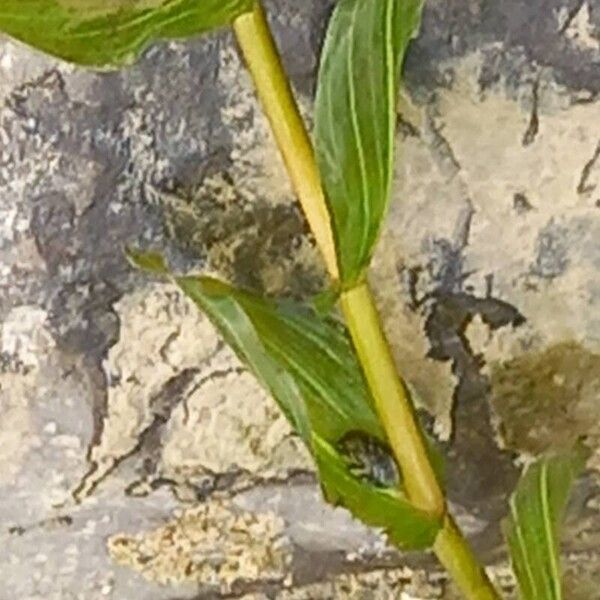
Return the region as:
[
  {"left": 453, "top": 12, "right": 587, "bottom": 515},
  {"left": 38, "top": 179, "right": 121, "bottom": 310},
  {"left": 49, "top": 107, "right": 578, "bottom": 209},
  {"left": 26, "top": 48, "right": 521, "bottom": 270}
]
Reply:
[{"left": 1, "top": 0, "right": 599, "bottom": 598}]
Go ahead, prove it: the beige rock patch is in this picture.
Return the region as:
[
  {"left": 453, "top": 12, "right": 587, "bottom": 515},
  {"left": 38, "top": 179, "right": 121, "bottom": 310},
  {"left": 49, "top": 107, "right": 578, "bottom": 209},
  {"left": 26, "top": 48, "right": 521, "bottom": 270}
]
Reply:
[
  {"left": 374, "top": 49, "right": 600, "bottom": 442},
  {"left": 77, "top": 282, "right": 221, "bottom": 497},
  {"left": 161, "top": 348, "right": 312, "bottom": 481},
  {"left": 433, "top": 54, "right": 600, "bottom": 341},
  {"left": 77, "top": 280, "right": 312, "bottom": 499},
  {"left": 108, "top": 499, "right": 292, "bottom": 592}
]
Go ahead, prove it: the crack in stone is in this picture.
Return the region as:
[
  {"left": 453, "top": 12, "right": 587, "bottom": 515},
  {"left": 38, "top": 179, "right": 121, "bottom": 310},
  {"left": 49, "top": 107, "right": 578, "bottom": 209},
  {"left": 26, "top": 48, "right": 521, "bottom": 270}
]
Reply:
[
  {"left": 5, "top": 514, "right": 73, "bottom": 538},
  {"left": 121, "top": 344, "right": 294, "bottom": 502},
  {"left": 522, "top": 75, "right": 541, "bottom": 147},
  {"left": 453, "top": 201, "right": 475, "bottom": 251},
  {"left": 397, "top": 114, "right": 421, "bottom": 139},
  {"left": 577, "top": 139, "right": 600, "bottom": 194},
  {"left": 128, "top": 467, "right": 317, "bottom": 507},
  {"left": 72, "top": 367, "right": 200, "bottom": 502},
  {"left": 182, "top": 361, "right": 244, "bottom": 425},
  {"left": 424, "top": 109, "right": 462, "bottom": 181},
  {"left": 558, "top": 0, "right": 587, "bottom": 35}
]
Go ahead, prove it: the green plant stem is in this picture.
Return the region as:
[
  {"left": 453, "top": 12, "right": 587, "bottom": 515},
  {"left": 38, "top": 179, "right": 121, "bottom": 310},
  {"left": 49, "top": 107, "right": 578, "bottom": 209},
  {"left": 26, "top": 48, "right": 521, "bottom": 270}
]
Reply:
[
  {"left": 233, "top": 4, "right": 501, "bottom": 599},
  {"left": 339, "top": 282, "right": 443, "bottom": 514},
  {"left": 232, "top": 3, "right": 338, "bottom": 280},
  {"left": 340, "top": 284, "right": 500, "bottom": 600},
  {"left": 434, "top": 516, "right": 501, "bottom": 600}
]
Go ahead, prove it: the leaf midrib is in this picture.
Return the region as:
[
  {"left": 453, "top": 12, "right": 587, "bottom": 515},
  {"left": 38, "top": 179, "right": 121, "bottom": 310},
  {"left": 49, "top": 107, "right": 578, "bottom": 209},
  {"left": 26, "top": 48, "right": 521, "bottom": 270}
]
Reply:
[
  {"left": 509, "top": 494, "right": 540, "bottom": 599},
  {"left": 540, "top": 463, "right": 562, "bottom": 600},
  {"left": 346, "top": 0, "right": 371, "bottom": 268}
]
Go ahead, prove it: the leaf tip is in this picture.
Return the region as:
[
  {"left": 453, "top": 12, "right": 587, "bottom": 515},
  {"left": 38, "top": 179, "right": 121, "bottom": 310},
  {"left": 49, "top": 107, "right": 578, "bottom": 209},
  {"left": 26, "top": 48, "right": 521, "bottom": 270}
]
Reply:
[{"left": 125, "top": 247, "right": 169, "bottom": 275}]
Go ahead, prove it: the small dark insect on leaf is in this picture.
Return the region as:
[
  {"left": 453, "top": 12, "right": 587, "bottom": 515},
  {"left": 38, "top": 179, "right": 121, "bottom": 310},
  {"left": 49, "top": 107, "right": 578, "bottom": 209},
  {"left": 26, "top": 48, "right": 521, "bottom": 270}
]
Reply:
[{"left": 336, "top": 431, "right": 400, "bottom": 488}]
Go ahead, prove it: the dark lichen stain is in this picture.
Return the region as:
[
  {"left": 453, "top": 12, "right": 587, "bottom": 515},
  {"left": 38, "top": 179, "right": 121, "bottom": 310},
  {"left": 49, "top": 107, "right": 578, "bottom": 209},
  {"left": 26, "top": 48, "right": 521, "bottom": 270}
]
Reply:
[
  {"left": 490, "top": 341, "right": 600, "bottom": 455},
  {"left": 424, "top": 291, "right": 524, "bottom": 529},
  {"left": 513, "top": 192, "right": 534, "bottom": 214},
  {"left": 405, "top": 241, "right": 525, "bottom": 529},
  {"left": 162, "top": 181, "right": 323, "bottom": 298}
]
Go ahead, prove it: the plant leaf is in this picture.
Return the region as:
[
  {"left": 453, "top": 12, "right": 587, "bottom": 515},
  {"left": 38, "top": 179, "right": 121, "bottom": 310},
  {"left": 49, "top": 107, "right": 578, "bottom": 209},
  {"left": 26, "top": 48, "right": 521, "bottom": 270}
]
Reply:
[
  {"left": 313, "top": 434, "right": 440, "bottom": 549},
  {"left": 176, "top": 276, "right": 313, "bottom": 444},
  {"left": 126, "top": 247, "right": 169, "bottom": 274},
  {"left": 504, "top": 448, "right": 587, "bottom": 600},
  {"left": 0, "top": 0, "right": 254, "bottom": 67},
  {"left": 175, "top": 273, "right": 442, "bottom": 548},
  {"left": 314, "top": 0, "right": 425, "bottom": 285},
  {"left": 124, "top": 250, "right": 443, "bottom": 547},
  {"left": 177, "top": 275, "right": 385, "bottom": 444}
]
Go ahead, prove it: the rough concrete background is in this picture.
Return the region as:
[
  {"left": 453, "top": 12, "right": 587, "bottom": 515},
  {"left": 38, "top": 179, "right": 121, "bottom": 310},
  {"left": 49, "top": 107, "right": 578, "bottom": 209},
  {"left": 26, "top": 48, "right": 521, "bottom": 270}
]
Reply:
[{"left": 0, "top": 0, "right": 599, "bottom": 598}]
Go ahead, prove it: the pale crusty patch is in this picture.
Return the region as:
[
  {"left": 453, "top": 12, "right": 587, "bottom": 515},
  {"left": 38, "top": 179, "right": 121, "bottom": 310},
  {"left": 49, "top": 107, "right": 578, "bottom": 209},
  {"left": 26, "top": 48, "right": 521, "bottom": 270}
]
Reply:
[
  {"left": 241, "top": 564, "right": 516, "bottom": 599},
  {"left": 108, "top": 499, "right": 292, "bottom": 592},
  {"left": 75, "top": 279, "right": 311, "bottom": 500}
]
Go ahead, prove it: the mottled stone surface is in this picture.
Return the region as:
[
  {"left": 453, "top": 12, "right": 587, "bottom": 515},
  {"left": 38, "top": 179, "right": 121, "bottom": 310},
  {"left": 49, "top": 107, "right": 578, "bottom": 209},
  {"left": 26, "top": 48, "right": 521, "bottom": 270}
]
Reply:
[{"left": 1, "top": 0, "right": 599, "bottom": 598}]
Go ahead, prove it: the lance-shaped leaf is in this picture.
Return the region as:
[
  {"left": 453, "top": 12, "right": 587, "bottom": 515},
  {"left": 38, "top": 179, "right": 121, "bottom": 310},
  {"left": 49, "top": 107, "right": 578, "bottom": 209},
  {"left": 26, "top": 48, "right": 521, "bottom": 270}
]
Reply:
[
  {"left": 504, "top": 448, "right": 587, "bottom": 600},
  {"left": 314, "top": 0, "right": 424, "bottom": 285},
  {"left": 0, "top": 0, "right": 254, "bottom": 67},
  {"left": 127, "top": 251, "right": 442, "bottom": 548},
  {"left": 176, "top": 275, "right": 387, "bottom": 445},
  {"left": 176, "top": 275, "right": 442, "bottom": 549}
]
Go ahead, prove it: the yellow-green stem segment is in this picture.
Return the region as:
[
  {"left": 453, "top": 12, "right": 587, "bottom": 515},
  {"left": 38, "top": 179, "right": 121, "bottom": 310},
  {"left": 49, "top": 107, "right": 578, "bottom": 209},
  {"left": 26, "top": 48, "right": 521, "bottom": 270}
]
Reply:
[
  {"left": 339, "top": 282, "right": 444, "bottom": 514},
  {"left": 233, "top": 4, "right": 501, "bottom": 599},
  {"left": 233, "top": 3, "right": 338, "bottom": 279},
  {"left": 434, "top": 516, "right": 502, "bottom": 600}
]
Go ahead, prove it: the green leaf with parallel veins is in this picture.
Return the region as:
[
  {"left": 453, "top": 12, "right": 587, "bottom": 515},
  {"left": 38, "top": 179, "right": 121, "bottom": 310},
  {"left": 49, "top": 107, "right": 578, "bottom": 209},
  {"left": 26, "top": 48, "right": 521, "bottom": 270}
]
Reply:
[
  {"left": 314, "top": 0, "right": 425, "bottom": 285},
  {"left": 177, "top": 275, "right": 384, "bottom": 444},
  {"left": 125, "top": 250, "right": 442, "bottom": 547},
  {"left": 313, "top": 434, "right": 440, "bottom": 549},
  {"left": 174, "top": 273, "right": 442, "bottom": 548},
  {"left": 504, "top": 448, "right": 588, "bottom": 600},
  {"left": 176, "top": 276, "right": 313, "bottom": 444},
  {"left": 0, "top": 0, "right": 253, "bottom": 67}
]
